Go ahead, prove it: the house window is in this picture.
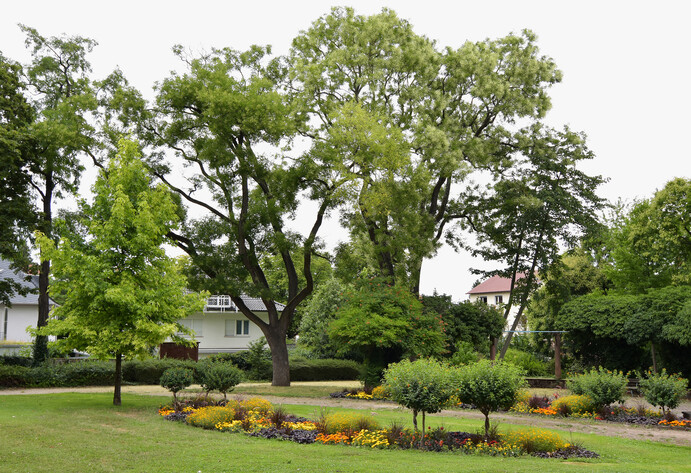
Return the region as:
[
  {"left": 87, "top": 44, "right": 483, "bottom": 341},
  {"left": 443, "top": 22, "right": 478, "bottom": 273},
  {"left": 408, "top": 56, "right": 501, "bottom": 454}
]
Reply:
[
  {"left": 236, "top": 319, "right": 250, "bottom": 336},
  {"left": 478, "top": 296, "right": 488, "bottom": 304},
  {"left": 495, "top": 295, "right": 503, "bottom": 304},
  {"left": 179, "top": 319, "right": 203, "bottom": 337}
]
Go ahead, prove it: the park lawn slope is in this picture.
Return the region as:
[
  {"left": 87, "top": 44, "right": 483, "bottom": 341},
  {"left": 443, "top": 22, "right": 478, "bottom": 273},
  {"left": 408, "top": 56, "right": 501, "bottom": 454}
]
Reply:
[{"left": 0, "top": 393, "right": 688, "bottom": 473}]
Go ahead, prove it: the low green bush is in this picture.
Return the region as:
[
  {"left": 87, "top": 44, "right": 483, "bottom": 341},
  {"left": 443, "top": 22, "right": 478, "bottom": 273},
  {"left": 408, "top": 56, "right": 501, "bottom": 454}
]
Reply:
[
  {"left": 0, "top": 355, "right": 33, "bottom": 367},
  {"left": 0, "top": 364, "right": 31, "bottom": 387},
  {"left": 199, "top": 362, "right": 243, "bottom": 400},
  {"left": 29, "top": 361, "right": 114, "bottom": 387},
  {"left": 639, "top": 370, "right": 688, "bottom": 415},
  {"left": 160, "top": 367, "right": 195, "bottom": 402},
  {"left": 503, "top": 348, "right": 550, "bottom": 377},
  {"left": 568, "top": 367, "right": 627, "bottom": 409},
  {"left": 122, "top": 358, "right": 197, "bottom": 384},
  {"left": 289, "top": 359, "right": 362, "bottom": 381}
]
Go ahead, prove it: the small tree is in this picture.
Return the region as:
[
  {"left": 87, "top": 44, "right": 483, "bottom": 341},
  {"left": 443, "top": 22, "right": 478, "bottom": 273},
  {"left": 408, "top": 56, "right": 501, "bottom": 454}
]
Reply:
[
  {"left": 160, "top": 367, "right": 195, "bottom": 404},
  {"left": 567, "top": 367, "right": 628, "bottom": 410},
  {"left": 200, "top": 363, "right": 243, "bottom": 401},
  {"left": 37, "top": 139, "right": 206, "bottom": 405},
  {"left": 454, "top": 360, "right": 527, "bottom": 438},
  {"left": 383, "top": 358, "right": 455, "bottom": 445},
  {"left": 639, "top": 370, "right": 688, "bottom": 416}
]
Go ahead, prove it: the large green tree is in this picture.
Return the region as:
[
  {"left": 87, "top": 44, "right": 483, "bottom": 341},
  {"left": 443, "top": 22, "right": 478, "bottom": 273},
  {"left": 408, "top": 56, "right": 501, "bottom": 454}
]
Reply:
[
  {"left": 288, "top": 8, "right": 563, "bottom": 293},
  {"left": 464, "top": 124, "right": 605, "bottom": 359},
  {"left": 37, "top": 139, "right": 205, "bottom": 405},
  {"left": 606, "top": 178, "right": 691, "bottom": 293},
  {"left": 0, "top": 54, "right": 35, "bottom": 305},
  {"left": 137, "top": 45, "right": 352, "bottom": 386}
]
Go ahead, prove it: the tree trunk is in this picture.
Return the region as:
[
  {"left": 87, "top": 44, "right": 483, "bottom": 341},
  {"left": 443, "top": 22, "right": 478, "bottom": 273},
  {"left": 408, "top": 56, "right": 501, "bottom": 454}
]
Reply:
[
  {"left": 33, "top": 177, "right": 53, "bottom": 366},
  {"left": 489, "top": 337, "right": 497, "bottom": 361},
  {"left": 412, "top": 409, "right": 418, "bottom": 430},
  {"left": 113, "top": 352, "right": 122, "bottom": 406},
  {"left": 554, "top": 333, "right": 562, "bottom": 379},
  {"left": 484, "top": 412, "right": 490, "bottom": 439},
  {"left": 650, "top": 342, "right": 658, "bottom": 374},
  {"left": 420, "top": 411, "right": 426, "bottom": 449},
  {"left": 266, "top": 332, "right": 290, "bottom": 386}
]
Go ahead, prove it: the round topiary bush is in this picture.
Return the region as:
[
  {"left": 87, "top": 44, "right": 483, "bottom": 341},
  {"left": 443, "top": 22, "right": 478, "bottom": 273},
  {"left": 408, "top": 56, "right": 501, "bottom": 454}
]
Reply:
[
  {"left": 639, "top": 369, "right": 688, "bottom": 415},
  {"left": 200, "top": 362, "right": 243, "bottom": 400},
  {"left": 160, "top": 367, "right": 195, "bottom": 403},
  {"left": 567, "top": 367, "right": 627, "bottom": 410}
]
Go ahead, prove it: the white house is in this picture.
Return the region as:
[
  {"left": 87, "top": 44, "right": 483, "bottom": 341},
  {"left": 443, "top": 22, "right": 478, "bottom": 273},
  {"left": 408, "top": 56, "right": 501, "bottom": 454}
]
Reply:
[
  {"left": 467, "top": 275, "right": 523, "bottom": 330},
  {"left": 0, "top": 258, "right": 55, "bottom": 346},
  {"left": 175, "top": 295, "right": 285, "bottom": 356}
]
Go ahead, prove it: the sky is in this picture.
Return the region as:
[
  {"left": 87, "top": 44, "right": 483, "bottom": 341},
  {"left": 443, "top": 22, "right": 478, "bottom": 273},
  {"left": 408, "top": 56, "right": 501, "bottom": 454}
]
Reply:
[{"left": 2, "top": 0, "right": 690, "bottom": 301}]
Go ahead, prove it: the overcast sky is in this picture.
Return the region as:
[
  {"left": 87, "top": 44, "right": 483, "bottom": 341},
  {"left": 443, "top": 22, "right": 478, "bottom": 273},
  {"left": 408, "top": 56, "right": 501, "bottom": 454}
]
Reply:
[{"left": 2, "top": 1, "right": 690, "bottom": 300}]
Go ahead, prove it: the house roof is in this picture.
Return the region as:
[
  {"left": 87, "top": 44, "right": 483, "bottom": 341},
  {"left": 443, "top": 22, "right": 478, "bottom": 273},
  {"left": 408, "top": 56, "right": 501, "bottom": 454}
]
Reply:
[
  {"left": 467, "top": 272, "right": 538, "bottom": 295},
  {"left": 0, "top": 258, "right": 40, "bottom": 305},
  {"left": 239, "top": 296, "right": 286, "bottom": 312}
]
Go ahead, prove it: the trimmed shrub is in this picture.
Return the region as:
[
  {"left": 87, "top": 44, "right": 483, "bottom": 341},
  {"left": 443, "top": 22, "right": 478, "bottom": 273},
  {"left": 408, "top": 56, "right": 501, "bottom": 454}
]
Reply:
[
  {"left": 550, "top": 394, "right": 596, "bottom": 415},
  {"left": 568, "top": 367, "right": 627, "bottom": 409},
  {"left": 289, "top": 359, "right": 362, "bottom": 381},
  {"left": 0, "top": 364, "right": 31, "bottom": 387},
  {"left": 454, "top": 360, "right": 527, "bottom": 438},
  {"left": 383, "top": 358, "right": 456, "bottom": 438},
  {"left": 322, "top": 412, "right": 380, "bottom": 434},
  {"left": 0, "top": 355, "right": 33, "bottom": 367},
  {"left": 639, "top": 370, "right": 689, "bottom": 415},
  {"left": 199, "top": 362, "right": 242, "bottom": 400},
  {"left": 160, "top": 367, "right": 195, "bottom": 402},
  {"left": 29, "top": 361, "right": 114, "bottom": 387},
  {"left": 122, "top": 358, "right": 197, "bottom": 384}
]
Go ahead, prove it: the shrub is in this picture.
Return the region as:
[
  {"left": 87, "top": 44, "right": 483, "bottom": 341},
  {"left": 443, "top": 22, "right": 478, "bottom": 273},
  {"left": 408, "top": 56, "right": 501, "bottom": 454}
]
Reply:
[
  {"left": 199, "top": 362, "right": 242, "bottom": 400},
  {"left": 122, "top": 358, "right": 197, "bottom": 384},
  {"left": 246, "top": 337, "right": 272, "bottom": 380},
  {"left": 503, "top": 428, "right": 569, "bottom": 453},
  {"left": 503, "top": 348, "right": 550, "bottom": 377},
  {"left": 449, "top": 341, "right": 480, "bottom": 366},
  {"left": 186, "top": 406, "right": 236, "bottom": 429},
  {"left": 568, "top": 367, "right": 627, "bottom": 409},
  {"left": 454, "top": 360, "right": 527, "bottom": 438},
  {"left": 159, "top": 367, "right": 195, "bottom": 402},
  {"left": 371, "top": 385, "right": 389, "bottom": 399},
  {"left": 550, "top": 395, "right": 596, "bottom": 415},
  {"left": 383, "top": 358, "right": 456, "bottom": 440},
  {"left": 527, "top": 395, "right": 551, "bottom": 410},
  {"left": 639, "top": 370, "right": 689, "bottom": 415},
  {"left": 29, "top": 361, "right": 114, "bottom": 387},
  {"left": 0, "top": 364, "right": 30, "bottom": 387},
  {"left": 0, "top": 355, "right": 33, "bottom": 367},
  {"left": 289, "top": 359, "right": 362, "bottom": 381}
]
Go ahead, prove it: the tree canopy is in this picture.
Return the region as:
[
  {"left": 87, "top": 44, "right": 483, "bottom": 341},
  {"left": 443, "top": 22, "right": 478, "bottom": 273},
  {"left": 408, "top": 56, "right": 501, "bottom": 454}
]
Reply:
[{"left": 37, "top": 139, "right": 205, "bottom": 405}]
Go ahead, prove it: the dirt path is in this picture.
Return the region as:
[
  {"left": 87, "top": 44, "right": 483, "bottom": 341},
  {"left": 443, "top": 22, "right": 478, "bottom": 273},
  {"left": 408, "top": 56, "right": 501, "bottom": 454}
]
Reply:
[{"left": 3, "top": 385, "right": 689, "bottom": 447}]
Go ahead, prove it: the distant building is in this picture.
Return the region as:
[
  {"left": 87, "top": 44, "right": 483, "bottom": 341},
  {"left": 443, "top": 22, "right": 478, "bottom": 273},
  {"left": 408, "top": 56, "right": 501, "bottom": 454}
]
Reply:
[
  {"left": 0, "top": 258, "right": 55, "bottom": 344},
  {"left": 467, "top": 275, "right": 525, "bottom": 330}
]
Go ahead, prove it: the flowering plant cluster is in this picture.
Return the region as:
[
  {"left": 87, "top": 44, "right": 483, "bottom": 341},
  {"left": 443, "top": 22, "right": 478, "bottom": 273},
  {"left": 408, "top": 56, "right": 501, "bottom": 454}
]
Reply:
[
  {"left": 658, "top": 419, "right": 691, "bottom": 427},
  {"left": 159, "top": 395, "right": 597, "bottom": 457}
]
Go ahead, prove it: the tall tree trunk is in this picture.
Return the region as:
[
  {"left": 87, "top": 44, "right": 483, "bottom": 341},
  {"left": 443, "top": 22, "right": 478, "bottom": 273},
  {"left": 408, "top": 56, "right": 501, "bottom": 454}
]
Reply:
[
  {"left": 113, "top": 352, "right": 122, "bottom": 406},
  {"left": 266, "top": 331, "right": 290, "bottom": 386},
  {"left": 33, "top": 177, "right": 53, "bottom": 366},
  {"left": 650, "top": 342, "right": 658, "bottom": 374},
  {"left": 489, "top": 337, "right": 498, "bottom": 361},
  {"left": 554, "top": 333, "right": 562, "bottom": 379}
]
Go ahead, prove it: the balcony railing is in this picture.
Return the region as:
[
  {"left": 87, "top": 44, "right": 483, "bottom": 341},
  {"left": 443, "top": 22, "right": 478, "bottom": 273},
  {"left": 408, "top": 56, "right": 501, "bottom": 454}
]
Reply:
[{"left": 204, "top": 295, "right": 236, "bottom": 312}]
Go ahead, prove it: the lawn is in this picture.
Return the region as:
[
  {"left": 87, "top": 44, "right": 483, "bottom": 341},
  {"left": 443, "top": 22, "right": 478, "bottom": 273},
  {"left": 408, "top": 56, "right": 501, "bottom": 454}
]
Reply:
[{"left": 1, "top": 393, "right": 689, "bottom": 473}]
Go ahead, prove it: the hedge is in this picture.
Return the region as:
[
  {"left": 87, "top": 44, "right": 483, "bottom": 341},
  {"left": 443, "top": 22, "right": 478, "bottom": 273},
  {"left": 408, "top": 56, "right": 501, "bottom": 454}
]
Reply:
[{"left": 289, "top": 359, "right": 362, "bottom": 381}]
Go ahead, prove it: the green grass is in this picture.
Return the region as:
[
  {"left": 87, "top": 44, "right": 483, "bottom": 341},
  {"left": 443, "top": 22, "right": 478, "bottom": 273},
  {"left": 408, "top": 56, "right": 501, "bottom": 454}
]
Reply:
[
  {"left": 230, "top": 384, "right": 352, "bottom": 398},
  {"left": 1, "top": 393, "right": 688, "bottom": 473}
]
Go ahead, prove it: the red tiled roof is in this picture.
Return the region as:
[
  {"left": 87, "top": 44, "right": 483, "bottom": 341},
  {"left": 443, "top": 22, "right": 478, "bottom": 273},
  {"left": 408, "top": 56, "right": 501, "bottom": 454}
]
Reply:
[{"left": 467, "top": 275, "right": 514, "bottom": 294}]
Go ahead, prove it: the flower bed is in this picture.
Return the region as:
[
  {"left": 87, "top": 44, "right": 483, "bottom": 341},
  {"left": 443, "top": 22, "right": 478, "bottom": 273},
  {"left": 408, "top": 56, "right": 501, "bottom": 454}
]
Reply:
[{"left": 158, "top": 396, "right": 598, "bottom": 459}]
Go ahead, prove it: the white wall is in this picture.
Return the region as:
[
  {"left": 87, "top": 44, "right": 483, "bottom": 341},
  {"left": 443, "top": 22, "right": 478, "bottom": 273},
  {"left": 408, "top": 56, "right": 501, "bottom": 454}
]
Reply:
[
  {"left": 177, "top": 311, "right": 270, "bottom": 354},
  {"left": 0, "top": 304, "right": 38, "bottom": 343},
  {"left": 468, "top": 291, "right": 522, "bottom": 329}
]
